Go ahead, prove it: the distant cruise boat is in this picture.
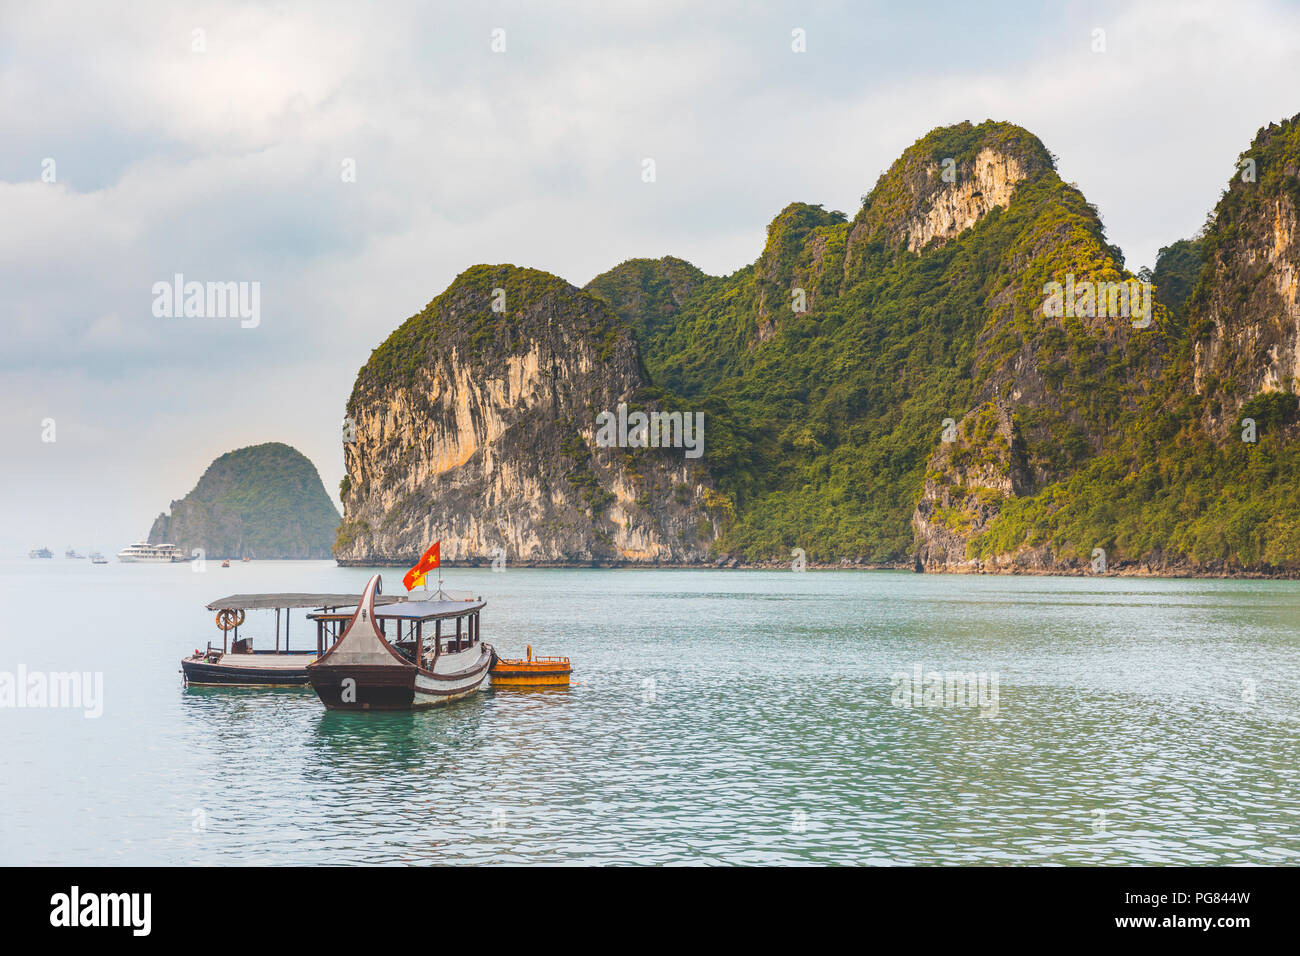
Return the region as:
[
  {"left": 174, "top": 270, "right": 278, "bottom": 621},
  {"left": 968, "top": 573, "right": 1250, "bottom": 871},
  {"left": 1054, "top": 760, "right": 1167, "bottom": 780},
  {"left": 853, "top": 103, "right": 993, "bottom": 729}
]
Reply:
[
  {"left": 116, "top": 542, "right": 189, "bottom": 563},
  {"left": 65, "top": 548, "right": 85, "bottom": 559},
  {"left": 28, "top": 547, "right": 53, "bottom": 559}
]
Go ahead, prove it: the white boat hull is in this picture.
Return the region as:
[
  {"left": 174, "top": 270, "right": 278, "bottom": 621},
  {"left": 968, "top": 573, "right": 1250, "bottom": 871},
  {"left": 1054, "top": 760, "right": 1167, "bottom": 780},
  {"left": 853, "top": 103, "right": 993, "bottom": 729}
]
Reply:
[{"left": 412, "top": 645, "right": 493, "bottom": 707}]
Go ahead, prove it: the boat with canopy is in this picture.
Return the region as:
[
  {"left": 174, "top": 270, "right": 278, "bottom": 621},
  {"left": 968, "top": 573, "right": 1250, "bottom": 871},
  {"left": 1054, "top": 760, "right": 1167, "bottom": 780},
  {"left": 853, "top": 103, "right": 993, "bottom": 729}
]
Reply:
[{"left": 181, "top": 591, "right": 409, "bottom": 686}]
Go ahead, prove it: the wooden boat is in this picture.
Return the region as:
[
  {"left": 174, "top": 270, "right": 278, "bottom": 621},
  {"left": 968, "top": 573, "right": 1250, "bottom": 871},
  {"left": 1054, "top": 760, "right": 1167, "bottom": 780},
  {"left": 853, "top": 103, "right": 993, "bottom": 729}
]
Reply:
[
  {"left": 490, "top": 645, "right": 572, "bottom": 686},
  {"left": 306, "top": 574, "right": 492, "bottom": 711},
  {"left": 181, "top": 591, "right": 408, "bottom": 687}
]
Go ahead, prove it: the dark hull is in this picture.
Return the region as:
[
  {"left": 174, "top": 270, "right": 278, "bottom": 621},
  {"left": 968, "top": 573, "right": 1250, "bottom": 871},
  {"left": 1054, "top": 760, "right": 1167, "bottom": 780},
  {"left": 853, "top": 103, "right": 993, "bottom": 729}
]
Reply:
[
  {"left": 310, "top": 664, "right": 418, "bottom": 709},
  {"left": 181, "top": 657, "right": 312, "bottom": 686},
  {"left": 309, "top": 648, "right": 493, "bottom": 711}
]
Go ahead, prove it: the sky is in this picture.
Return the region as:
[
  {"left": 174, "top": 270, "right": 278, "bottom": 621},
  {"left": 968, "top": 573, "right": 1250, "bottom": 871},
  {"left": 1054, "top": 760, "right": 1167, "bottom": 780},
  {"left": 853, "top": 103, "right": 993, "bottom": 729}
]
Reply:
[{"left": 2, "top": 0, "right": 1299, "bottom": 556}]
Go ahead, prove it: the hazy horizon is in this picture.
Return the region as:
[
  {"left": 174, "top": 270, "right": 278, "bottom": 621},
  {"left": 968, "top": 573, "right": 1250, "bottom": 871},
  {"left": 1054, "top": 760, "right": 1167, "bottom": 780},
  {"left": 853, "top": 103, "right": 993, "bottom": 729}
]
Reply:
[{"left": 4, "top": 0, "right": 1299, "bottom": 556}]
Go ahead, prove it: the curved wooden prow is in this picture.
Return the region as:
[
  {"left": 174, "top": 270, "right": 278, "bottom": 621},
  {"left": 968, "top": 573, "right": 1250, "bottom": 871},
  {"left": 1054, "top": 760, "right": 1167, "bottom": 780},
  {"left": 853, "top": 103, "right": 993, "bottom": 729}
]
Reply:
[
  {"left": 342, "top": 573, "right": 384, "bottom": 642},
  {"left": 310, "top": 573, "right": 410, "bottom": 669}
]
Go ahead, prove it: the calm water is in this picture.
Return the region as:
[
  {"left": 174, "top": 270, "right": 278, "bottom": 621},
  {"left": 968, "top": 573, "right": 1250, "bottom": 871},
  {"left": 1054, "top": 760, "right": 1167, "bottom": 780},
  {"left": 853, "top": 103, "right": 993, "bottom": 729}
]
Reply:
[{"left": 1, "top": 559, "right": 1297, "bottom": 865}]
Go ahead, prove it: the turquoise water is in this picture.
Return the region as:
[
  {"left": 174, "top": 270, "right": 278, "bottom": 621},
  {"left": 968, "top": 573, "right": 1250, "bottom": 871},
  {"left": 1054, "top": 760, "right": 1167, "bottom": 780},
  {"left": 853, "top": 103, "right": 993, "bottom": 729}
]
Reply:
[{"left": 1, "top": 559, "right": 1297, "bottom": 865}]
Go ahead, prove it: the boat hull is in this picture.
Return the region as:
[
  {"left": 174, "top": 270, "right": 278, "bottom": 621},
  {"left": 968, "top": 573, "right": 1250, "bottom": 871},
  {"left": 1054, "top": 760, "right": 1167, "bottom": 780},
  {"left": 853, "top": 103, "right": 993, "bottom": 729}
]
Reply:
[
  {"left": 310, "top": 645, "right": 493, "bottom": 711},
  {"left": 181, "top": 652, "right": 316, "bottom": 687},
  {"left": 489, "top": 666, "right": 571, "bottom": 686}
]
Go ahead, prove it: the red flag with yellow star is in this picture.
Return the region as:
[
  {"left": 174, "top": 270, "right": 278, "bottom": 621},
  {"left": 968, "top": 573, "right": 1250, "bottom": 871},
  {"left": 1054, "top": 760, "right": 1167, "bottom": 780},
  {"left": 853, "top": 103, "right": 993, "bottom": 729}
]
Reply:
[{"left": 403, "top": 541, "right": 440, "bottom": 590}]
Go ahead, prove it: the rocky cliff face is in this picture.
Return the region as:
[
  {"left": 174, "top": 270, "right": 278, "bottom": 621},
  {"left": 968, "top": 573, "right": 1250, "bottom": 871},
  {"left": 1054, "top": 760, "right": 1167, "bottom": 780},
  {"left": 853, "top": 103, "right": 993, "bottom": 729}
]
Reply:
[
  {"left": 844, "top": 122, "right": 1052, "bottom": 279},
  {"left": 912, "top": 403, "right": 1030, "bottom": 570},
  {"left": 149, "top": 442, "right": 340, "bottom": 559},
  {"left": 914, "top": 114, "right": 1300, "bottom": 575},
  {"left": 898, "top": 148, "right": 1028, "bottom": 252},
  {"left": 335, "top": 265, "right": 718, "bottom": 565},
  {"left": 1192, "top": 118, "right": 1300, "bottom": 429}
]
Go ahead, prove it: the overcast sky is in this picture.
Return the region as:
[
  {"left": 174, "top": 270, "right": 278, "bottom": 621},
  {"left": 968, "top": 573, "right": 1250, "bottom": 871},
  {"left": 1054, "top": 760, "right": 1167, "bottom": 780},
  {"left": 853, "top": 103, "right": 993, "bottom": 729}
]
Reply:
[{"left": 3, "top": 0, "right": 1298, "bottom": 556}]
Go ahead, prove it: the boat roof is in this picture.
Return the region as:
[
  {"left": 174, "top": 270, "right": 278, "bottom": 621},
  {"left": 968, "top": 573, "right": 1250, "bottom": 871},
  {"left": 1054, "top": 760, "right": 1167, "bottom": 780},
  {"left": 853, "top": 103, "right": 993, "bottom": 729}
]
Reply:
[
  {"left": 375, "top": 598, "right": 485, "bottom": 620},
  {"left": 206, "top": 593, "right": 412, "bottom": 611},
  {"left": 307, "top": 597, "right": 485, "bottom": 621}
]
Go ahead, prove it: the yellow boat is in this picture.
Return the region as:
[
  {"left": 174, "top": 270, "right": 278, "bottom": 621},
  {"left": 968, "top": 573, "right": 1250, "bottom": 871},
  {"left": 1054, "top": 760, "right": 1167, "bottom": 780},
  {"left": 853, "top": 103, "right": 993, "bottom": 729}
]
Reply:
[{"left": 490, "top": 646, "right": 571, "bottom": 686}]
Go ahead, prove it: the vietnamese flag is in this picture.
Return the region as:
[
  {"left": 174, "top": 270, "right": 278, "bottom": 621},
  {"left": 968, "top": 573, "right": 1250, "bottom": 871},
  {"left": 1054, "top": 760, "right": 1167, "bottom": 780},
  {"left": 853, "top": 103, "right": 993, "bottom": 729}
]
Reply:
[{"left": 403, "top": 541, "right": 441, "bottom": 590}]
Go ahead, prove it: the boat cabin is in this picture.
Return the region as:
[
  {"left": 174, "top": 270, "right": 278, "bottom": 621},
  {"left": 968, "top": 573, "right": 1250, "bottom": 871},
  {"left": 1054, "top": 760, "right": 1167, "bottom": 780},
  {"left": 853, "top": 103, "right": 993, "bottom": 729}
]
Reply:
[
  {"left": 307, "top": 595, "right": 485, "bottom": 668},
  {"left": 305, "top": 575, "right": 494, "bottom": 710}
]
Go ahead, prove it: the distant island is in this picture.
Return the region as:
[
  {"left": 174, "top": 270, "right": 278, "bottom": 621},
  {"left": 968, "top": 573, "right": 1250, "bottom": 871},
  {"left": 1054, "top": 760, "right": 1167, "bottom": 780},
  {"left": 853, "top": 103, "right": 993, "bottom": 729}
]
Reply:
[
  {"left": 149, "top": 442, "right": 340, "bottom": 559},
  {"left": 334, "top": 114, "right": 1300, "bottom": 576}
]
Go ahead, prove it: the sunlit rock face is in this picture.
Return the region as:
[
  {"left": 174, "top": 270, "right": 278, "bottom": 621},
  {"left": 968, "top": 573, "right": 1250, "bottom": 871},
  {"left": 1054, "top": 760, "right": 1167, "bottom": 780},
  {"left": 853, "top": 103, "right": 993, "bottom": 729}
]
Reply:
[
  {"left": 898, "top": 148, "right": 1027, "bottom": 252},
  {"left": 335, "top": 265, "right": 717, "bottom": 566},
  {"left": 1193, "top": 188, "right": 1300, "bottom": 426}
]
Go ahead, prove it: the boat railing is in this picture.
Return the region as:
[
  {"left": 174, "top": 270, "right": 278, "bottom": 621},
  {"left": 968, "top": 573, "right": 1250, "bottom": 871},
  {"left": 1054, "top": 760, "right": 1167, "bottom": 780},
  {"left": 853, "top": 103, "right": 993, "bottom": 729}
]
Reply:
[
  {"left": 496, "top": 645, "right": 568, "bottom": 665},
  {"left": 393, "top": 638, "right": 480, "bottom": 657}
]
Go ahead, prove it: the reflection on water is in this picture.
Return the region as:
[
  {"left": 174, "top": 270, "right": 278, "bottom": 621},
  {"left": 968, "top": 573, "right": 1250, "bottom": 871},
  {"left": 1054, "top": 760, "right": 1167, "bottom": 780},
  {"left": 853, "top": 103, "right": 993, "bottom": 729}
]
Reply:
[{"left": 1, "top": 561, "right": 1298, "bottom": 864}]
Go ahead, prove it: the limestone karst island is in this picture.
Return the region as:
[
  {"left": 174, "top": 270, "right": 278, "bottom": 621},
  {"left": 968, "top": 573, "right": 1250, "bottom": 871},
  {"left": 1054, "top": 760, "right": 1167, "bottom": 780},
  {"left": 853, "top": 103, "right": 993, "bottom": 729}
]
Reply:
[{"left": 335, "top": 117, "right": 1300, "bottom": 577}]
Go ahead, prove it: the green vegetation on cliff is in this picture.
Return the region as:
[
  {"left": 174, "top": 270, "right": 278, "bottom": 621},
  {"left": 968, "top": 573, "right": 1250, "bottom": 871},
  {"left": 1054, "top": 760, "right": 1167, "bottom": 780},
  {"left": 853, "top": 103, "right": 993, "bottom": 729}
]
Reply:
[
  {"left": 591, "top": 120, "right": 1170, "bottom": 562},
  {"left": 967, "top": 115, "right": 1300, "bottom": 570},
  {"left": 586, "top": 115, "right": 1300, "bottom": 571},
  {"left": 354, "top": 265, "right": 629, "bottom": 402},
  {"left": 1150, "top": 238, "right": 1203, "bottom": 317},
  {"left": 348, "top": 115, "right": 1300, "bottom": 572}
]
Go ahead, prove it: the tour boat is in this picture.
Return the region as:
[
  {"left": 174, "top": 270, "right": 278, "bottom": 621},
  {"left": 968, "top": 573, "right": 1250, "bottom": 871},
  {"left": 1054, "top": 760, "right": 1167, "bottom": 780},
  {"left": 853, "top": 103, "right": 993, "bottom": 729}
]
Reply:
[
  {"left": 28, "top": 547, "right": 53, "bottom": 559},
  {"left": 65, "top": 548, "right": 85, "bottom": 559},
  {"left": 117, "top": 542, "right": 189, "bottom": 563},
  {"left": 306, "top": 574, "right": 493, "bottom": 711},
  {"left": 181, "top": 591, "right": 409, "bottom": 687}
]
